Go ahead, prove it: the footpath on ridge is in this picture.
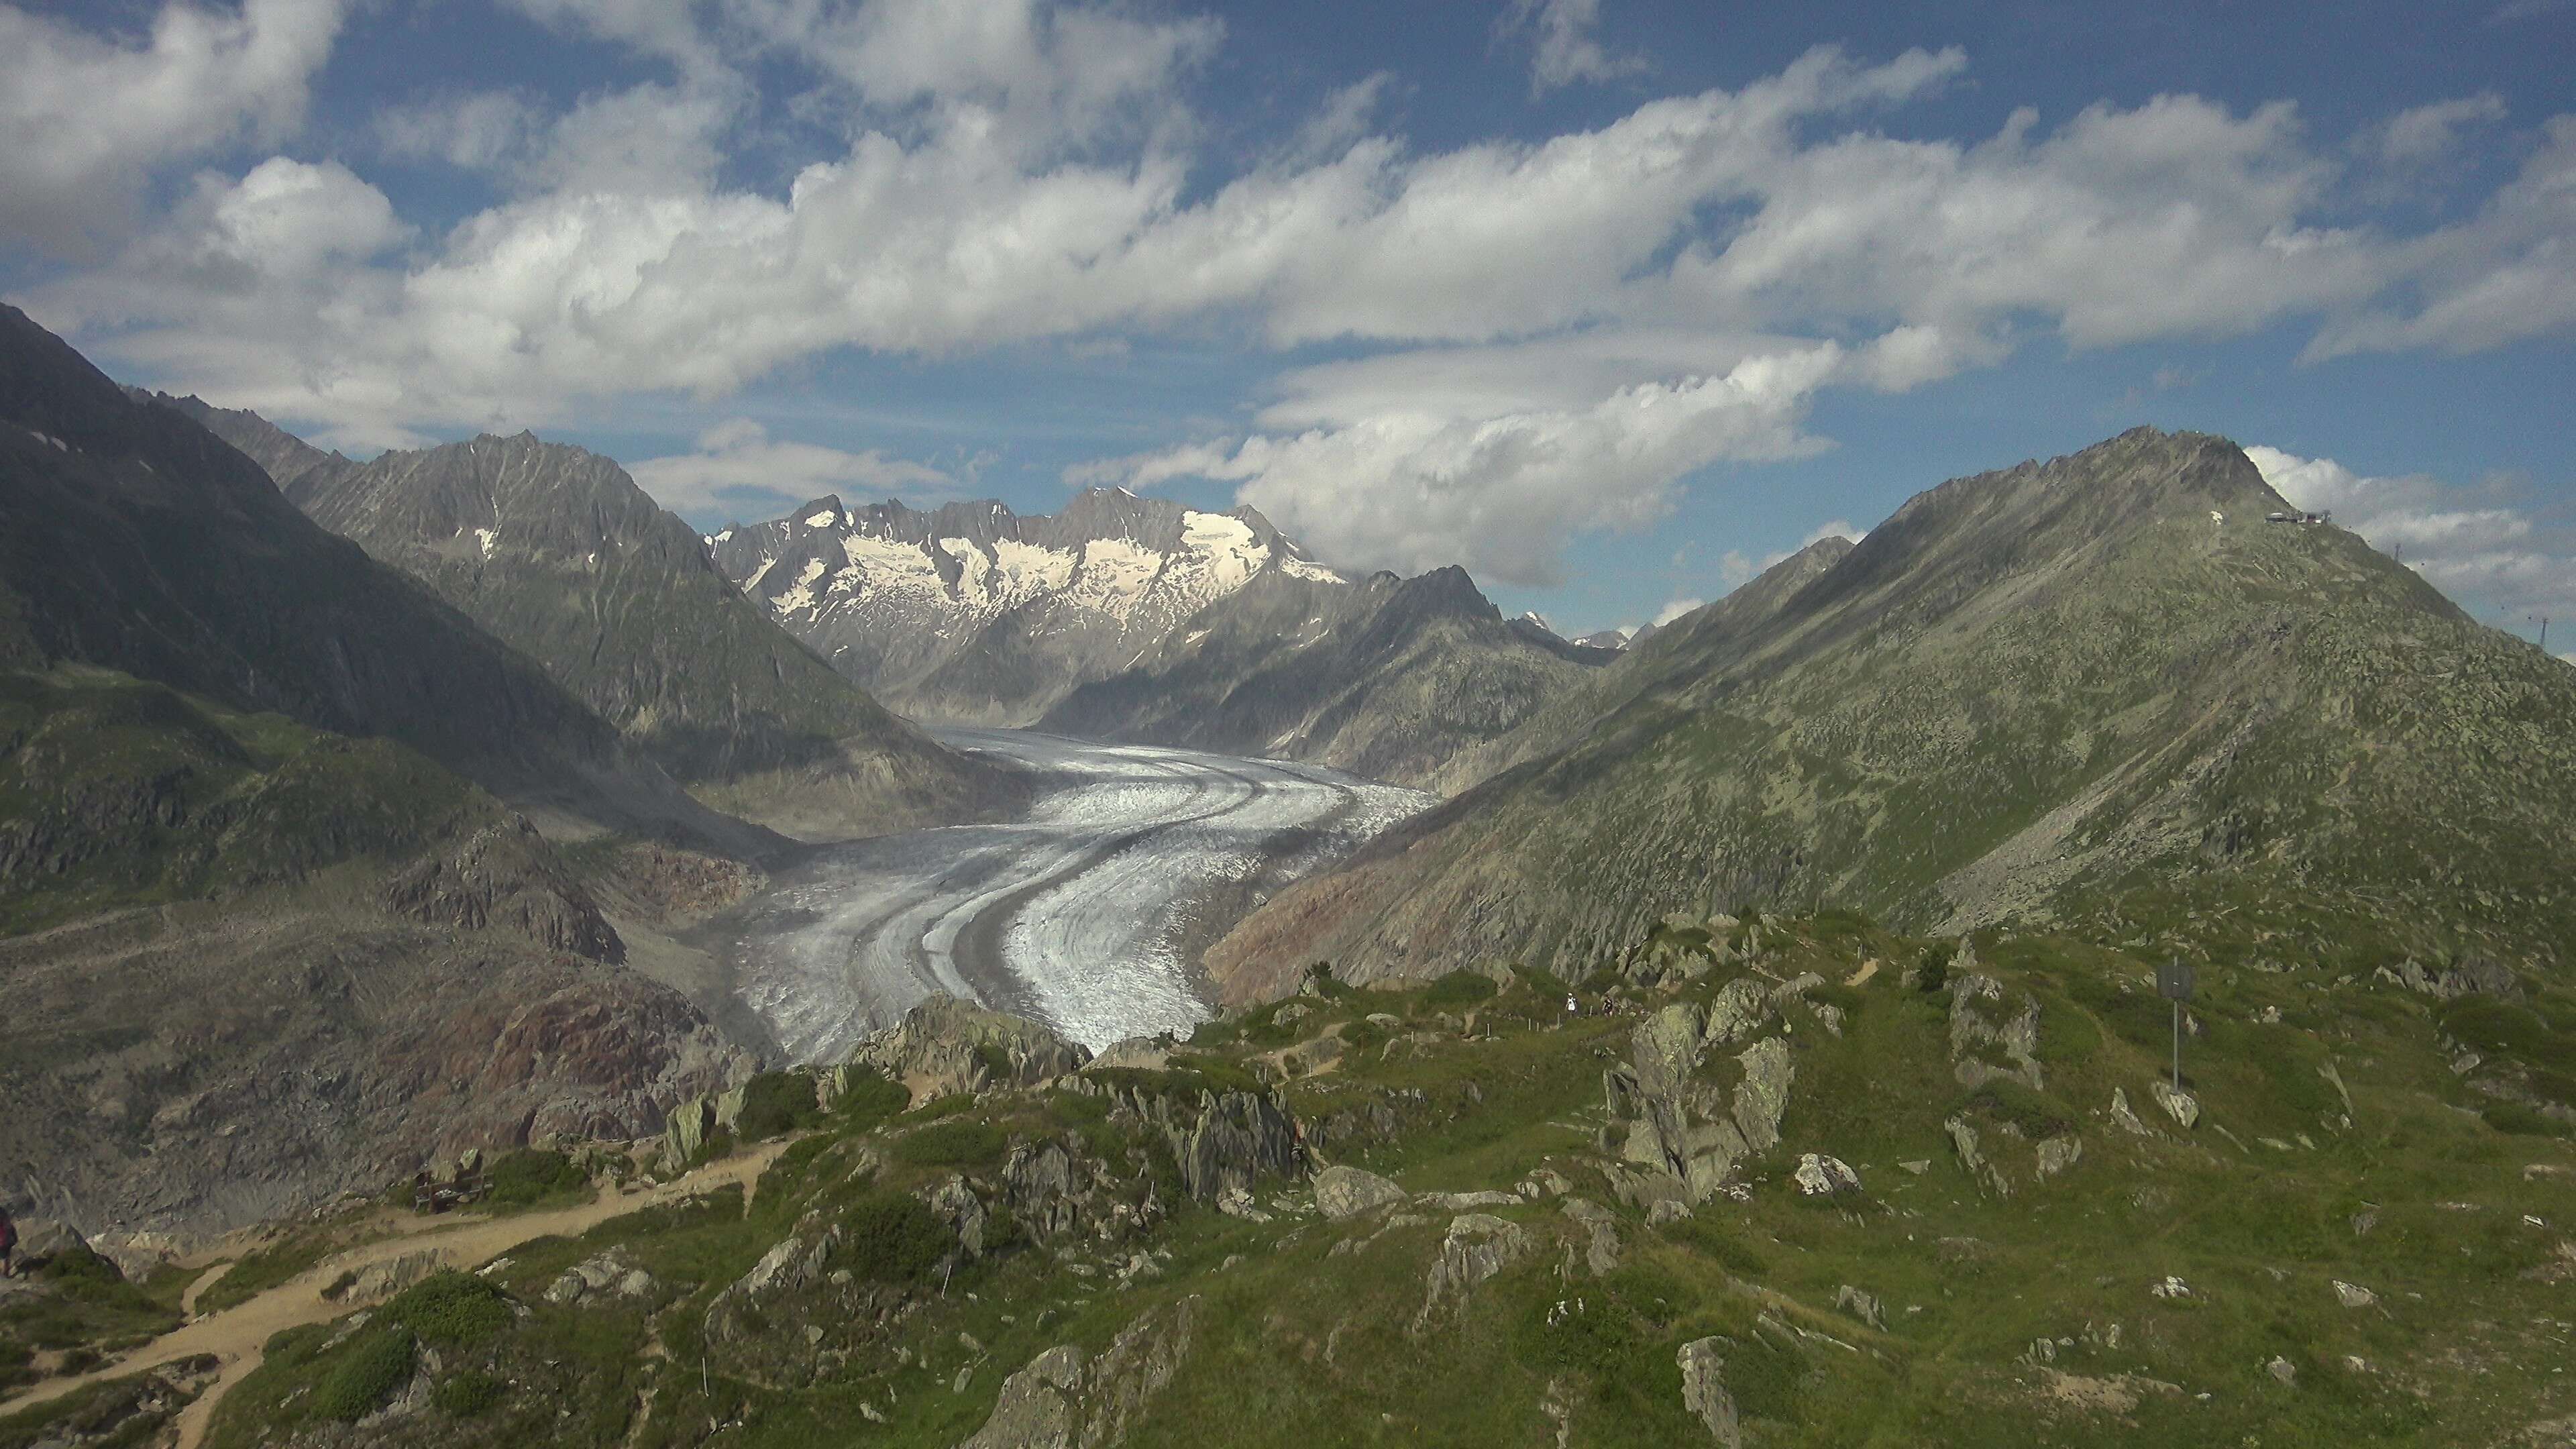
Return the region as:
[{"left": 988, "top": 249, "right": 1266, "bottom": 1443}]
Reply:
[{"left": 3, "top": 1140, "right": 793, "bottom": 1448}]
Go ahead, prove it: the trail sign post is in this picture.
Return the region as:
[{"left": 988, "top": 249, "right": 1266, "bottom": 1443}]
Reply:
[{"left": 2157, "top": 957, "right": 2197, "bottom": 1091}]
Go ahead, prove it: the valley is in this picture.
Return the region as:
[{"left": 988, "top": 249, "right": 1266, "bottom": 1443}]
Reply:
[{"left": 715, "top": 730, "right": 1430, "bottom": 1061}]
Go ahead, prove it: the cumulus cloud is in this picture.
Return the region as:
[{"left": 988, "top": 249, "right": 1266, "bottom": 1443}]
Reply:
[
  {"left": 1651, "top": 596, "right": 1705, "bottom": 627},
  {"left": 1499, "top": 0, "right": 1646, "bottom": 94},
  {"left": 2369, "top": 93, "right": 2508, "bottom": 168},
  {"left": 1075, "top": 343, "right": 1843, "bottom": 585},
  {"left": 17, "top": 6, "right": 2576, "bottom": 581},
  {"left": 0, "top": 0, "right": 346, "bottom": 254},
  {"left": 2249, "top": 444, "right": 2576, "bottom": 619},
  {"left": 628, "top": 418, "right": 953, "bottom": 519}
]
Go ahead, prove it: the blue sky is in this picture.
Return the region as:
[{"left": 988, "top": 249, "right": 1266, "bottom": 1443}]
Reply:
[{"left": 4, "top": 0, "right": 2573, "bottom": 645}]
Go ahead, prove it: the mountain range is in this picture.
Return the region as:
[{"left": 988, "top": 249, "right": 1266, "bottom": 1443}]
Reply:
[
  {"left": 142, "top": 396, "right": 1012, "bottom": 842},
  {"left": 711, "top": 491, "right": 1607, "bottom": 787}
]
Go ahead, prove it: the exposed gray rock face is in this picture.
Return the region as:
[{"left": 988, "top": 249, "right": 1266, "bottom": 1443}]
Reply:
[
  {"left": 1676, "top": 1337, "right": 1743, "bottom": 1448},
  {"left": 1793, "top": 1154, "right": 1863, "bottom": 1197},
  {"left": 2110, "top": 1087, "right": 2153, "bottom": 1136},
  {"left": 1601, "top": 988, "right": 1791, "bottom": 1205},
  {"left": 1040, "top": 563, "right": 1607, "bottom": 791},
  {"left": 706, "top": 1228, "right": 838, "bottom": 1342},
  {"left": 1949, "top": 974, "right": 2043, "bottom": 1091},
  {"left": 383, "top": 816, "right": 625, "bottom": 965},
  {"left": 1560, "top": 1197, "right": 1622, "bottom": 1277},
  {"left": 1316, "top": 1165, "right": 1408, "bottom": 1220},
  {"left": 1414, "top": 1214, "right": 1532, "bottom": 1334},
  {"left": 1835, "top": 1284, "right": 1888, "bottom": 1330},
  {"left": 2150, "top": 1081, "right": 2201, "bottom": 1129},
  {"left": 2035, "top": 1136, "right": 2085, "bottom": 1181},
  {"left": 204, "top": 420, "right": 1010, "bottom": 841},
  {"left": 545, "top": 1249, "right": 658, "bottom": 1306},
  {"left": 2391, "top": 955, "right": 2522, "bottom": 1000},
  {"left": 961, "top": 1297, "right": 1202, "bottom": 1449},
  {"left": 850, "top": 994, "right": 1090, "bottom": 1102},
  {"left": 928, "top": 1177, "right": 989, "bottom": 1261},
  {"left": 1946, "top": 1116, "right": 2012, "bottom": 1197}
]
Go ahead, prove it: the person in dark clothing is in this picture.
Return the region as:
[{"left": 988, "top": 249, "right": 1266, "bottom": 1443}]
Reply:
[{"left": 0, "top": 1207, "right": 17, "bottom": 1278}]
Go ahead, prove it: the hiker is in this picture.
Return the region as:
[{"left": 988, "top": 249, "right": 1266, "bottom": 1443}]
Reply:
[{"left": 0, "top": 1205, "right": 17, "bottom": 1278}]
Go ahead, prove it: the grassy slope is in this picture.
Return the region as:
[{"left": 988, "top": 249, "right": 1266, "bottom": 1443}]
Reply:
[
  {"left": 13, "top": 908, "right": 2563, "bottom": 1447},
  {"left": 0, "top": 665, "right": 494, "bottom": 934}
]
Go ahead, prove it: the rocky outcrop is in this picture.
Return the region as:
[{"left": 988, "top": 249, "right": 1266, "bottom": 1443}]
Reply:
[
  {"left": 2150, "top": 1081, "right": 2200, "bottom": 1129},
  {"left": 961, "top": 1296, "right": 1203, "bottom": 1449},
  {"left": 544, "top": 1248, "right": 659, "bottom": 1307},
  {"left": 1414, "top": 1214, "right": 1532, "bottom": 1334},
  {"left": 1315, "top": 1165, "right": 1407, "bottom": 1220},
  {"left": 1600, "top": 988, "right": 1794, "bottom": 1205},
  {"left": 1676, "top": 1337, "right": 1743, "bottom": 1448},
  {"left": 383, "top": 817, "right": 625, "bottom": 964},
  {"left": 1949, "top": 974, "right": 2042, "bottom": 1091},
  {"left": 1561, "top": 1197, "right": 1621, "bottom": 1277},
  {"left": 849, "top": 995, "right": 1089, "bottom": 1102},
  {"left": 705, "top": 1228, "right": 838, "bottom": 1343}
]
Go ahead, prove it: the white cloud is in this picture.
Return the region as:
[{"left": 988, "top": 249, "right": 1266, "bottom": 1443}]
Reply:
[
  {"left": 628, "top": 418, "right": 953, "bottom": 519},
  {"left": 2307, "top": 117, "right": 2576, "bottom": 359},
  {"left": 19, "top": 13, "right": 2576, "bottom": 582},
  {"left": 2369, "top": 93, "right": 2508, "bottom": 168},
  {"left": 2248, "top": 444, "right": 2576, "bottom": 618},
  {"left": 373, "top": 90, "right": 543, "bottom": 172},
  {"left": 1075, "top": 343, "right": 1843, "bottom": 586},
  {"left": 1499, "top": 0, "right": 1646, "bottom": 95},
  {"left": 1651, "top": 596, "right": 1704, "bottom": 627},
  {"left": 0, "top": 0, "right": 346, "bottom": 254}
]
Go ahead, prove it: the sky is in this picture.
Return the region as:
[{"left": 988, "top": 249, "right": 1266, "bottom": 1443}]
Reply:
[{"left": 3, "top": 0, "right": 2573, "bottom": 648}]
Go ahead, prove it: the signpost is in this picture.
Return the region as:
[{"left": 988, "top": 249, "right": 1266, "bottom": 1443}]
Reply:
[{"left": 2157, "top": 957, "right": 2197, "bottom": 1090}]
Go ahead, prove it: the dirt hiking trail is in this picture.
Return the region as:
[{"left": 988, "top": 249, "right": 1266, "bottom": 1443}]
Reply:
[{"left": 3, "top": 1140, "right": 790, "bottom": 1448}]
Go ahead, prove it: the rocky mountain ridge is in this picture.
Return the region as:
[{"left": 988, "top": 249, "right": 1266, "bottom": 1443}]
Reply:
[
  {"left": 1205, "top": 427, "right": 2576, "bottom": 1000},
  {"left": 145, "top": 398, "right": 1015, "bottom": 841},
  {"left": 1, "top": 312, "right": 763, "bottom": 1254},
  {"left": 708, "top": 488, "right": 1346, "bottom": 727}
]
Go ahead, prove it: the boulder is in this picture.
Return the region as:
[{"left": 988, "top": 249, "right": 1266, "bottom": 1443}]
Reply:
[
  {"left": 1835, "top": 1284, "right": 1887, "bottom": 1331},
  {"left": 2333, "top": 1280, "right": 2379, "bottom": 1309},
  {"left": 1731, "top": 1039, "right": 1794, "bottom": 1154},
  {"left": 1414, "top": 1214, "right": 1532, "bottom": 1334},
  {"left": 1315, "top": 1165, "right": 1408, "bottom": 1220},
  {"left": 663, "top": 1094, "right": 718, "bottom": 1167},
  {"left": 1945, "top": 1116, "right": 2011, "bottom": 1197},
  {"left": 704, "top": 1229, "right": 837, "bottom": 1342},
  {"left": 1792, "top": 1154, "right": 1862, "bottom": 1197},
  {"left": 1560, "top": 1197, "right": 1621, "bottom": 1277},
  {"left": 2149, "top": 1081, "right": 2200, "bottom": 1130},
  {"left": 1676, "top": 1337, "right": 1743, "bottom": 1447},
  {"left": 962, "top": 1297, "right": 1201, "bottom": 1449},
  {"left": 1949, "top": 974, "right": 2043, "bottom": 1091},
  {"left": 2035, "top": 1136, "right": 2084, "bottom": 1181},
  {"left": 545, "top": 1249, "right": 657, "bottom": 1307},
  {"left": 927, "top": 1177, "right": 988, "bottom": 1260},
  {"left": 2110, "top": 1087, "right": 2152, "bottom": 1136}
]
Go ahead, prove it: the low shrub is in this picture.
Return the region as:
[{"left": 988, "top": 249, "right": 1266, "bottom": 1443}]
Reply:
[
  {"left": 735, "top": 1072, "right": 823, "bottom": 1141},
  {"left": 838, "top": 1193, "right": 951, "bottom": 1283},
  {"left": 1423, "top": 971, "right": 1500, "bottom": 1008},
  {"left": 381, "top": 1271, "right": 514, "bottom": 1347},
  {"left": 485, "top": 1149, "right": 587, "bottom": 1208},
  {"left": 893, "top": 1119, "right": 1006, "bottom": 1167},
  {"left": 435, "top": 1368, "right": 505, "bottom": 1416},
  {"left": 315, "top": 1324, "right": 415, "bottom": 1421}
]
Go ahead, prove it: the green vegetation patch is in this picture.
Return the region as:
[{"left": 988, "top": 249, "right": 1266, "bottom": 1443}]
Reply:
[
  {"left": 892, "top": 1118, "right": 1006, "bottom": 1167},
  {"left": 485, "top": 1148, "right": 590, "bottom": 1210}
]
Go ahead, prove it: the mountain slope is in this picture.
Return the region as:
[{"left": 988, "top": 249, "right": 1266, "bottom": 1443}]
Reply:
[
  {"left": 214, "top": 426, "right": 1015, "bottom": 839},
  {"left": 1208, "top": 427, "right": 2576, "bottom": 1000},
  {"left": 1, "top": 311, "right": 765, "bottom": 1244},
  {"left": 0, "top": 307, "right": 759, "bottom": 851},
  {"left": 708, "top": 489, "right": 1348, "bottom": 725},
  {"left": 1038, "top": 564, "right": 1608, "bottom": 788}
]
